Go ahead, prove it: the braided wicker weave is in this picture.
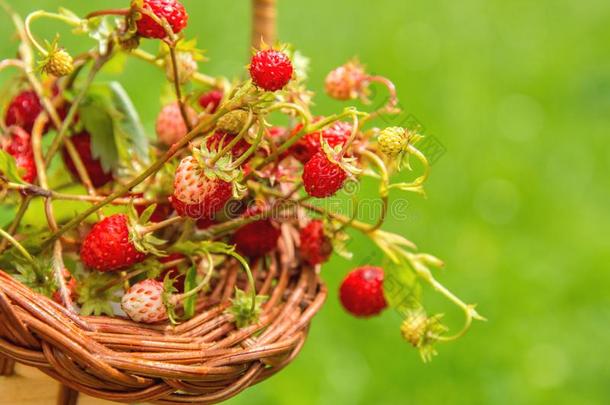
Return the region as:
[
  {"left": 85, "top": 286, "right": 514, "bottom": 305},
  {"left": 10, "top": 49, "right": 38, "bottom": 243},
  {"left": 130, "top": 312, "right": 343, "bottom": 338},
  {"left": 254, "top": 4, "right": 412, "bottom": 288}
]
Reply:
[{"left": 0, "top": 229, "right": 326, "bottom": 404}]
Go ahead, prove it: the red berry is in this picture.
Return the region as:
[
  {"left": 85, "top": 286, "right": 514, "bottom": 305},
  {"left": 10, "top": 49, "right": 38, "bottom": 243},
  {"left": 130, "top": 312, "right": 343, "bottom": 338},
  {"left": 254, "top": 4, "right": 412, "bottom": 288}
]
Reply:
[
  {"left": 199, "top": 90, "right": 223, "bottom": 113},
  {"left": 232, "top": 219, "right": 281, "bottom": 257},
  {"left": 61, "top": 131, "right": 113, "bottom": 188},
  {"left": 136, "top": 0, "right": 188, "bottom": 39},
  {"left": 205, "top": 131, "right": 250, "bottom": 159},
  {"left": 121, "top": 279, "right": 168, "bottom": 323},
  {"left": 339, "top": 266, "right": 387, "bottom": 317},
  {"left": 302, "top": 152, "right": 347, "bottom": 198},
  {"left": 80, "top": 214, "right": 147, "bottom": 272},
  {"left": 4, "top": 128, "right": 36, "bottom": 183},
  {"left": 290, "top": 121, "right": 352, "bottom": 164},
  {"left": 249, "top": 49, "right": 293, "bottom": 91},
  {"left": 4, "top": 90, "right": 43, "bottom": 134},
  {"left": 158, "top": 252, "right": 186, "bottom": 293},
  {"left": 171, "top": 156, "right": 233, "bottom": 219},
  {"left": 299, "top": 220, "right": 333, "bottom": 265},
  {"left": 156, "top": 102, "right": 197, "bottom": 147}
]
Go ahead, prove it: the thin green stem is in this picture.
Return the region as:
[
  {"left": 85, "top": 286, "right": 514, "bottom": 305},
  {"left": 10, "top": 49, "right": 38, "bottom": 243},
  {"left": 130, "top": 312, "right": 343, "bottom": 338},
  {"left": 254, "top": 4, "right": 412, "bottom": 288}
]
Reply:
[{"left": 0, "top": 228, "right": 35, "bottom": 265}]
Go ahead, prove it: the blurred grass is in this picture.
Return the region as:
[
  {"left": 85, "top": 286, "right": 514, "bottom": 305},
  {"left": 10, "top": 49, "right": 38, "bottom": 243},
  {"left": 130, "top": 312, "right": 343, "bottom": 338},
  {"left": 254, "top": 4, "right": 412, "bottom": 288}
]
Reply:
[{"left": 1, "top": 0, "right": 610, "bottom": 404}]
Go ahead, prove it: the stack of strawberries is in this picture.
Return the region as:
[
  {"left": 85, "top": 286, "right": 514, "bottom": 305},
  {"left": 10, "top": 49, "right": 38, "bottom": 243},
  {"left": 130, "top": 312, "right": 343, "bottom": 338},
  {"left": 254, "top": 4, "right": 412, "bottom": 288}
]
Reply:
[{"left": 0, "top": 0, "right": 480, "bottom": 361}]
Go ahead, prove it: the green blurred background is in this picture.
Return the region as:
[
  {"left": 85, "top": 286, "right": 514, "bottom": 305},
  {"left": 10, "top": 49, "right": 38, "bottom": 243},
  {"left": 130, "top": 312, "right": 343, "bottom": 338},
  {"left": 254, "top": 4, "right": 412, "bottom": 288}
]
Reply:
[{"left": 1, "top": 0, "right": 609, "bottom": 404}]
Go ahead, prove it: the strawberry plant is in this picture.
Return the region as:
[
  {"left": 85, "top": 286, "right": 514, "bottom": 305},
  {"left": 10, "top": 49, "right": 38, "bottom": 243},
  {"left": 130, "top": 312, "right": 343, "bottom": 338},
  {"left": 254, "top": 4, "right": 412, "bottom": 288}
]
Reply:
[{"left": 0, "top": 0, "right": 483, "bottom": 364}]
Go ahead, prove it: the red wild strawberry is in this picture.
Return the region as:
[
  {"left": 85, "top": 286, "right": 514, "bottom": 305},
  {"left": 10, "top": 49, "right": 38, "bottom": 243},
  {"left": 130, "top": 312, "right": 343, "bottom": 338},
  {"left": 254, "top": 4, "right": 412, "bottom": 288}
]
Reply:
[
  {"left": 233, "top": 219, "right": 281, "bottom": 257},
  {"left": 80, "top": 214, "right": 147, "bottom": 272},
  {"left": 4, "top": 90, "right": 43, "bottom": 134},
  {"left": 206, "top": 131, "right": 250, "bottom": 159},
  {"left": 340, "top": 266, "right": 387, "bottom": 317},
  {"left": 302, "top": 152, "right": 347, "bottom": 198},
  {"left": 4, "top": 128, "right": 37, "bottom": 183},
  {"left": 290, "top": 121, "right": 352, "bottom": 164},
  {"left": 300, "top": 220, "right": 333, "bottom": 265},
  {"left": 158, "top": 252, "right": 187, "bottom": 293},
  {"left": 135, "top": 0, "right": 188, "bottom": 39},
  {"left": 156, "top": 102, "right": 197, "bottom": 147},
  {"left": 61, "top": 131, "right": 113, "bottom": 188},
  {"left": 199, "top": 89, "right": 223, "bottom": 113},
  {"left": 249, "top": 49, "right": 293, "bottom": 91},
  {"left": 121, "top": 279, "right": 168, "bottom": 324},
  {"left": 171, "top": 156, "right": 233, "bottom": 219}
]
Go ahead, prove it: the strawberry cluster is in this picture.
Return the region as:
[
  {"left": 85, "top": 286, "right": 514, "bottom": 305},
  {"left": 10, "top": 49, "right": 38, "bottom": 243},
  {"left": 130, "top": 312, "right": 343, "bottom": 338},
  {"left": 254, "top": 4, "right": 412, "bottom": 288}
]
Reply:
[{"left": 0, "top": 0, "right": 480, "bottom": 361}]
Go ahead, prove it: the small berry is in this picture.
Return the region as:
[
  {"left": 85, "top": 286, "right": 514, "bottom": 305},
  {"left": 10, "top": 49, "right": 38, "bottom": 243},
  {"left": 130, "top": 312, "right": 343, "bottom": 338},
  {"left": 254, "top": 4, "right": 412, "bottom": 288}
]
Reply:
[
  {"left": 400, "top": 310, "right": 429, "bottom": 347},
  {"left": 4, "top": 90, "right": 43, "bottom": 133},
  {"left": 135, "top": 0, "right": 189, "bottom": 39},
  {"left": 199, "top": 89, "right": 223, "bottom": 113},
  {"left": 165, "top": 51, "right": 197, "bottom": 84},
  {"left": 302, "top": 152, "right": 347, "bottom": 198},
  {"left": 155, "top": 103, "right": 197, "bottom": 146},
  {"left": 4, "top": 129, "right": 36, "bottom": 183},
  {"left": 171, "top": 156, "right": 233, "bottom": 219},
  {"left": 206, "top": 131, "right": 250, "bottom": 159},
  {"left": 325, "top": 60, "right": 368, "bottom": 100},
  {"left": 299, "top": 220, "right": 333, "bottom": 265},
  {"left": 121, "top": 279, "right": 168, "bottom": 323},
  {"left": 61, "top": 131, "right": 113, "bottom": 188},
  {"left": 42, "top": 49, "right": 74, "bottom": 77},
  {"left": 80, "top": 214, "right": 147, "bottom": 272},
  {"left": 339, "top": 266, "right": 387, "bottom": 317},
  {"left": 378, "top": 127, "right": 408, "bottom": 158},
  {"left": 216, "top": 110, "right": 249, "bottom": 135},
  {"left": 233, "top": 219, "right": 281, "bottom": 257},
  {"left": 290, "top": 121, "right": 352, "bottom": 164},
  {"left": 249, "top": 49, "right": 293, "bottom": 91}
]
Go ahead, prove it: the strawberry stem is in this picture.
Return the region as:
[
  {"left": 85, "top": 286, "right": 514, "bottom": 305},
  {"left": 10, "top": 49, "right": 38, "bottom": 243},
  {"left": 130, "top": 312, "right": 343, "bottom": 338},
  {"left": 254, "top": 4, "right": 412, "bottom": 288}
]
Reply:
[
  {"left": 0, "top": 228, "right": 35, "bottom": 265},
  {"left": 85, "top": 8, "right": 130, "bottom": 19}
]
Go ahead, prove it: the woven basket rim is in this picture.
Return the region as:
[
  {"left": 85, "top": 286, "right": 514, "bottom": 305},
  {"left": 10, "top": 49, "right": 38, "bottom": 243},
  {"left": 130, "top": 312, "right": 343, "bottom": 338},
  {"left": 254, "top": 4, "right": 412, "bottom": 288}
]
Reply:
[{"left": 0, "top": 230, "right": 326, "bottom": 404}]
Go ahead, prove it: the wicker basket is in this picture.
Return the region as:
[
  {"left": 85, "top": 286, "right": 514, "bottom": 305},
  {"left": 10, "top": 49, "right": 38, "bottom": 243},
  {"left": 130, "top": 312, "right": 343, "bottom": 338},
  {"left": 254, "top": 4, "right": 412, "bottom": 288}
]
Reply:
[{"left": 0, "top": 228, "right": 326, "bottom": 404}]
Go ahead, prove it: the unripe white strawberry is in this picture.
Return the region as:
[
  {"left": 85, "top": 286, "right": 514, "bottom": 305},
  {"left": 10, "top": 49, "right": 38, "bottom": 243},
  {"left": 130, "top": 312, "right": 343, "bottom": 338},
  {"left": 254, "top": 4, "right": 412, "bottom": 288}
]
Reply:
[
  {"left": 121, "top": 279, "right": 168, "bottom": 324},
  {"left": 155, "top": 103, "right": 197, "bottom": 146},
  {"left": 325, "top": 60, "right": 367, "bottom": 100}
]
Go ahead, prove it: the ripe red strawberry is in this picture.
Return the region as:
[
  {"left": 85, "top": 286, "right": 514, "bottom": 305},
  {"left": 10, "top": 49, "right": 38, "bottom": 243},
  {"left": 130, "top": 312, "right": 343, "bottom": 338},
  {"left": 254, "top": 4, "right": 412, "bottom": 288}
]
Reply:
[
  {"left": 249, "top": 49, "right": 293, "bottom": 91},
  {"left": 171, "top": 156, "right": 233, "bottom": 219},
  {"left": 135, "top": 0, "right": 188, "bottom": 39},
  {"left": 80, "top": 214, "right": 147, "bottom": 272},
  {"left": 121, "top": 279, "right": 168, "bottom": 323},
  {"left": 156, "top": 103, "right": 197, "bottom": 147},
  {"left": 339, "top": 266, "right": 387, "bottom": 317},
  {"left": 4, "top": 90, "right": 43, "bottom": 134},
  {"left": 158, "top": 252, "right": 186, "bottom": 293},
  {"left": 232, "top": 219, "right": 281, "bottom": 257},
  {"left": 205, "top": 131, "right": 250, "bottom": 159},
  {"left": 290, "top": 121, "right": 352, "bottom": 164},
  {"left": 4, "top": 129, "right": 37, "bottom": 183},
  {"left": 61, "top": 131, "right": 113, "bottom": 188},
  {"left": 199, "top": 89, "right": 223, "bottom": 113},
  {"left": 302, "top": 152, "right": 347, "bottom": 198},
  {"left": 300, "top": 220, "right": 333, "bottom": 265}
]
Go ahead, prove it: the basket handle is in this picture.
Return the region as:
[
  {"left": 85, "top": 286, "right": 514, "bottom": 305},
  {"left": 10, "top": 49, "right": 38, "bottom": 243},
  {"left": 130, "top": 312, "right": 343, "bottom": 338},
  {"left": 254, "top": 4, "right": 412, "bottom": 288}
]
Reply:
[{"left": 251, "top": 0, "right": 276, "bottom": 49}]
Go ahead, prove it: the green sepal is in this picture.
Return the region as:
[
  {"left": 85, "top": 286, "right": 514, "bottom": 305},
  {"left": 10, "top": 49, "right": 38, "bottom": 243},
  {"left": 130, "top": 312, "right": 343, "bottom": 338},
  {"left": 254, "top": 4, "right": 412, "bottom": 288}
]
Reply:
[
  {"left": 226, "top": 288, "right": 267, "bottom": 328},
  {"left": 77, "top": 272, "right": 121, "bottom": 316}
]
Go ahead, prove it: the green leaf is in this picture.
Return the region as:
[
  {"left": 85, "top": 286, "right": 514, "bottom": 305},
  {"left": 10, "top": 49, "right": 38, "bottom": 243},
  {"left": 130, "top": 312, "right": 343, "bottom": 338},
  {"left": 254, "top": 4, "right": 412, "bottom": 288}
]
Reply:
[
  {"left": 0, "top": 149, "right": 24, "bottom": 183},
  {"left": 183, "top": 264, "right": 197, "bottom": 319},
  {"left": 79, "top": 82, "right": 150, "bottom": 173},
  {"left": 76, "top": 272, "right": 121, "bottom": 316},
  {"left": 227, "top": 288, "right": 267, "bottom": 328},
  {"left": 383, "top": 257, "right": 421, "bottom": 312}
]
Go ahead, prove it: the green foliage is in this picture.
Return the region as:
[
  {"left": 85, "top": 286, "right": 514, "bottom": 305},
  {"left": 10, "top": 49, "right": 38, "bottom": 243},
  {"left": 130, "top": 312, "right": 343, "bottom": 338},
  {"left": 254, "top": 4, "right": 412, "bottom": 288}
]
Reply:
[
  {"left": 77, "top": 272, "right": 121, "bottom": 316},
  {"left": 0, "top": 149, "right": 24, "bottom": 183},
  {"left": 227, "top": 288, "right": 267, "bottom": 328}
]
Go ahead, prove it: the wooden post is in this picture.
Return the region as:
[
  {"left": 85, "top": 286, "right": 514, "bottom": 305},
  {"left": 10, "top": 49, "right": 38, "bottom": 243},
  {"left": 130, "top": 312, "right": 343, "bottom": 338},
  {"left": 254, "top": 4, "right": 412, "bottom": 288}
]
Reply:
[
  {"left": 251, "top": 0, "right": 277, "bottom": 49},
  {"left": 57, "top": 384, "right": 79, "bottom": 405},
  {"left": 0, "top": 355, "right": 15, "bottom": 376}
]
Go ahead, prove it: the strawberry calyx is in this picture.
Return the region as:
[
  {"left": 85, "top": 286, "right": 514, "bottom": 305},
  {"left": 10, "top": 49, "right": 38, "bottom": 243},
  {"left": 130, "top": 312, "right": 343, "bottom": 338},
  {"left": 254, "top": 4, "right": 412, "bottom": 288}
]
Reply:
[{"left": 127, "top": 203, "right": 168, "bottom": 257}]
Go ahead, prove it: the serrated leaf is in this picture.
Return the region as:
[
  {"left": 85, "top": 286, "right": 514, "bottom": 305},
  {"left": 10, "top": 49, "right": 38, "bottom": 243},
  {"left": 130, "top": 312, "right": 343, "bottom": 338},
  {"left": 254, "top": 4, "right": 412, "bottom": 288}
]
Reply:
[{"left": 0, "top": 149, "right": 24, "bottom": 183}]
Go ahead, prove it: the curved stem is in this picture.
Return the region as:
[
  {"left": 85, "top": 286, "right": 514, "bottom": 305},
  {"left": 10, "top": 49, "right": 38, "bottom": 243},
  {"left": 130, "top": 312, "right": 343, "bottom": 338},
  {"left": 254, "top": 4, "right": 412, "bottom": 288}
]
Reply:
[
  {"left": 360, "top": 150, "right": 389, "bottom": 231},
  {"left": 24, "top": 11, "right": 81, "bottom": 55},
  {"left": 228, "top": 251, "right": 257, "bottom": 312},
  {"left": 168, "top": 45, "right": 193, "bottom": 133},
  {"left": 0, "top": 228, "right": 35, "bottom": 265},
  {"left": 230, "top": 116, "right": 265, "bottom": 168},
  {"left": 171, "top": 251, "right": 214, "bottom": 303},
  {"left": 209, "top": 108, "right": 254, "bottom": 167},
  {"left": 86, "top": 8, "right": 130, "bottom": 19}
]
